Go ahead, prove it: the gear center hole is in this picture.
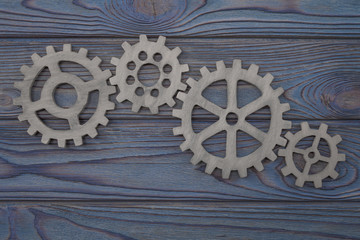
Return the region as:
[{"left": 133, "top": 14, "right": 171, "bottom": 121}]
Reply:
[
  {"left": 226, "top": 112, "right": 238, "bottom": 125},
  {"left": 308, "top": 151, "right": 315, "bottom": 159},
  {"left": 54, "top": 83, "right": 77, "bottom": 109},
  {"left": 138, "top": 63, "right": 160, "bottom": 87}
]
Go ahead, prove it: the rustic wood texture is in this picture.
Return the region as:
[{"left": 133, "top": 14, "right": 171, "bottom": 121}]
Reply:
[
  {"left": 0, "top": 0, "right": 359, "bottom": 38},
  {"left": 1, "top": 202, "right": 359, "bottom": 240}
]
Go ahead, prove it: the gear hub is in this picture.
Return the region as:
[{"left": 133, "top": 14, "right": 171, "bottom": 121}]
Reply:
[
  {"left": 173, "top": 60, "right": 292, "bottom": 178},
  {"left": 279, "top": 122, "right": 346, "bottom": 188},
  {"left": 110, "top": 35, "right": 189, "bottom": 114},
  {"left": 14, "top": 44, "right": 116, "bottom": 147}
]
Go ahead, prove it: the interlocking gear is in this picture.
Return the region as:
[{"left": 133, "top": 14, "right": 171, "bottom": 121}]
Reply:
[
  {"left": 279, "top": 122, "right": 346, "bottom": 188},
  {"left": 173, "top": 60, "right": 292, "bottom": 178},
  {"left": 110, "top": 35, "right": 189, "bottom": 114},
  {"left": 14, "top": 44, "right": 116, "bottom": 148}
]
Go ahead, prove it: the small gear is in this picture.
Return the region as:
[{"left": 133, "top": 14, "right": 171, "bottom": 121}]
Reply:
[
  {"left": 173, "top": 60, "right": 291, "bottom": 178},
  {"left": 110, "top": 35, "right": 189, "bottom": 114},
  {"left": 14, "top": 44, "right": 116, "bottom": 147},
  {"left": 279, "top": 122, "right": 346, "bottom": 188}
]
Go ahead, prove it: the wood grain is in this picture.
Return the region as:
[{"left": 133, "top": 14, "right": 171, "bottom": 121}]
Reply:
[
  {"left": 1, "top": 202, "right": 359, "bottom": 240},
  {"left": 0, "top": 119, "right": 358, "bottom": 201},
  {"left": 0, "top": 0, "right": 359, "bottom": 38},
  {"left": 2, "top": 38, "right": 360, "bottom": 121}
]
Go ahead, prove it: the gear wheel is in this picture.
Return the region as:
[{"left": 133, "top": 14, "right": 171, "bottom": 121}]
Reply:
[
  {"left": 173, "top": 60, "right": 292, "bottom": 178},
  {"left": 110, "top": 35, "right": 189, "bottom": 114},
  {"left": 279, "top": 122, "right": 346, "bottom": 188},
  {"left": 14, "top": 44, "right": 116, "bottom": 148}
]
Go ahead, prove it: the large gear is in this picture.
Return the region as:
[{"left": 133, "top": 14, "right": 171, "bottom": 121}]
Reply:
[
  {"left": 173, "top": 60, "right": 292, "bottom": 178},
  {"left": 110, "top": 35, "right": 189, "bottom": 114},
  {"left": 14, "top": 44, "right": 116, "bottom": 148},
  {"left": 279, "top": 122, "right": 346, "bottom": 188}
]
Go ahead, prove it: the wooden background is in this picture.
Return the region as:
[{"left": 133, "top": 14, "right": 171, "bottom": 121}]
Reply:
[{"left": 1, "top": 0, "right": 360, "bottom": 239}]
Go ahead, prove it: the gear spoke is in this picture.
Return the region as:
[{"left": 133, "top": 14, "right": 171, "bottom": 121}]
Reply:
[
  {"left": 197, "top": 95, "right": 224, "bottom": 117},
  {"left": 303, "top": 161, "right": 311, "bottom": 175},
  {"left": 237, "top": 94, "right": 268, "bottom": 118},
  {"left": 48, "top": 63, "right": 61, "bottom": 75},
  {"left": 294, "top": 148, "right": 306, "bottom": 155},
  {"left": 226, "top": 129, "right": 237, "bottom": 158},
  {"left": 67, "top": 114, "right": 80, "bottom": 129},
  {"left": 312, "top": 135, "right": 321, "bottom": 148},
  {"left": 239, "top": 121, "right": 267, "bottom": 143},
  {"left": 319, "top": 155, "right": 331, "bottom": 163},
  {"left": 227, "top": 78, "right": 237, "bottom": 110},
  {"left": 197, "top": 120, "right": 225, "bottom": 143}
]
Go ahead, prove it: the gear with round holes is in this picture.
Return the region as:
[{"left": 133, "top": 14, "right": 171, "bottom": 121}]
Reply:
[
  {"left": 279, "top": 122, "right": 346, "bottom": 188},
  {"left": 173, "top": 60, "right": 292, "bottom": 178},
  {"left": 13, "top": 44, "right": 116, "bottom": 148},
  {"left": 110, "top": 35, "right": 189, "bottom": 114}
]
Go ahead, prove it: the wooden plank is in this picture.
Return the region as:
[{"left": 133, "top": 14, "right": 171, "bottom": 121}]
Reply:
[
  {"left": 0, "top": 0, "right": 359, "bottom": 38},
  {"left": 0, "top": 119, "right": 358, "bottom": 201},
  {"left": 2, "top": 38, "right": 360, "bottom": 120},
  {"left": 1, "top": 201, "right": 359, "bottom": 239}
]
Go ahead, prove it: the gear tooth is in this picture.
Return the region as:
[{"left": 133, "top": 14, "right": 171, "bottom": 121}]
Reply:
[
  {"left": 63, "top": 44, "right": 72, "bottom": 52},
  {"left": 31, "top": 53, "right": 41, "bottom": 62},
  {"left": 172, "top": 109, "right": 183, "bottom": 119},
  {"left": 111, "top": 57, "right": 120, "bottom": 66},
  {"left": 149, "top": 106, "right": 159, "bottom": 114},
  {"left": 333, "top": 135, "right": 342, "bottom": 144},
  {"left": 274, "top": 87, "right": 285, "bottom": 97},
  {"left": 99, "top": 117, "right": 109, "bottom": 126},
  {"left": 186, "top": 78, "right": 197, "bottom": 88},
  {"left": 181, "top": 64, "right": 189, "bottom": 72},
  {"left": 180, "top": 140, "right": 191, "bottom": 151},
  {"left": 190, "top": 154, "right": 202, "bottom": 165},
  {"left": 107, "top": 85, "right": 117, "bottom": 95},
  {"left": 176, "top": 92, "right": 187, "bottom": 101},
  {"left": 73, "top": 137, "right": 83, "bottom": 146},
  {"left": 301, "top": 122, "right": 310, "bottom": 131},
  {"left": 200, "top": 66, "right": 210, "bottom": 77},
  {"left": 285, "top": 131, "right": 293, "bottom": 140},
  {"left": 281, "top": 166, "right": 291, "bottom": 176},
  {"left": 278, "top": 149, "right": 286, "bottom": 157},
  {"left": 109, "top": 76, "right": 117, "bottom": 85},
  {"left": 116, "top": 94, "right": 126, "bottom": 103},
  {"left": 339, "top": 153, "right": 346, "bottom": 162},
  {"left": 178, "top": 83, "right": 187, "bottom": 92},
  {"left": 139, "top": 34, "right": 148, "bottom": 42},
  {"left": 46, "top": 46, "right": 56, "bottom": 54},
  {"left": 121, "top": 41, "right": 131, "bottom": 51},
  {"left": 254, "top": 162, "right": 264, "bottom": 171},
  {"left": 295, "top": 177, "right": 305, "bottom": 187},
  {"left": 283, "top": 120, "right": 292, "bottom": 129},
  {"left": 278, "top": 137, "right": 288, "bottom": 147},
  {"left": 131, "top": 103, "right": 141, "bottom": 113},
  {"left": 268, "top": 151, "right": 277, "bottom": 161},
  {"left": 79, "top": 48, "right": 88, "bottom": 56},
  {"left": 281, "top": 103, "right": 291, "bottom": 112},
  {"left": 106, "top": 101, "right": 115, "bottom": 110},
  {"left": 57, "top": 138, "right": 66, "bottom": 148},
  {"left": 221, "top": 167, "right": 231, "bottom": 179},
  {"left": 313, "top": 178, "right": 322, "bottom": 188},
  {"left": 262, "top": 73, "right": 274, "bottom": 85},
  {"left": 20, "top": 65, "right": 30, "bottom": 75},
  {"left": 92, "top": 56, "right": 102, "bottom": 65},
  {"left": 157, "top": 35, "right": 166, "bottom": 45},
  {"left": 329, "top": 170, "right": 339, "bottom": 179},
  {"left": 100, "top": 69, "right": 112, "bottom": 80},
  {"left": 27, "top": 126, "right": 37, "bottom": 136},
  {"left": 13, "top": 97, "right": 22, "bottom": 105},
  {"left": 319, "top": 123, "right": 328, "bottom": 133},
  {"left": 166, "top": 98, "right": 176, "bottom": 107},
  {"left": 237, "top": 168, "right": 248, "bottom": 178},
  {"left": 171, "top": 47, "right": 182, "bottom": 57},
  {"left": 173, "top": 126, "right": 183, "bottom": 136},
  {"left": 232, "top": 59, "right": 242, "bottom": 69},
  {"left": 216, "top": 60, "right": 226, "bottom": 71},
  {"left": 88, "top": 129, "right": 98, "bottom": 138},
  {"left": 18, "top": 114, "right": 26, "bottom": 121},
  {"left": 205, "top": 161, "right": 216, "bottom": 175},
  {"left": 41, "top": 135, "right": 50, "bottom": 144},
  {"left": 14, "top": 81, "right": 24, "bottom": 89},
  {"left": 248, "top": 64, "right": 259, "bottom": 75}
]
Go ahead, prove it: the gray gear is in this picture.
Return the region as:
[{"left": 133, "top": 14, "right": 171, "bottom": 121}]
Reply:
[
  {"left": 14, "top": 44, "right": 116, "bottom": 147},
  {"left": 279, "top": 122, "right": 346, "bottom": 188},
  {"left": 110, "top": 35, "right": 189, "bottom": 114},
  {"left": 173, "top": 60, "right": 292, "bottom": 178}
]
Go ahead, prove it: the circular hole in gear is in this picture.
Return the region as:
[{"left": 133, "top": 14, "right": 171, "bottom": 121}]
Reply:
[
  {"left": 135, "top": 87, "right": 144, "bottom": 96},
  {"left": 163, "top": 64, "right": 172, "bottom": 74},
  {"left": 308, "top": 151, "right": 315, "bottom": 159},
  {"left": 153, "top": 53, "right": 162, "bottom": 62},
  {"left": 54, "top": 83, "right": 77, "bottom": 108},
  {"left": 138, "top": 63, "right": 160, "bottom": 87},
  {"left": 151, "top": 89, "right": 159, "bottom": 97},
  {"left": 226, "top": 112, "right": 238, "bottom": 125},
  {"left": 138, "top": 51, "right": 147, "bottom": 61},
  {"left": 126, "top": 75, "right": 135, "bottom": 85},
  {"left": 162, "top": 78, "right": 171, "bottom": 88},
  {"left": 127, "top": 61, "right": 136, "bottom": 70}
]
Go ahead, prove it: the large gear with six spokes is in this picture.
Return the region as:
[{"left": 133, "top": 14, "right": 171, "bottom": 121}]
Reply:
[
  {"left": 110, "top": 35, "right": 189, "bottom": 114},
  {"left": 173, "top": 60, "right": 292, "bottom": 178},
  {"left": 279, "top": 122, "right": 346, "bottom": 188},
  {"left": 14, "top": 44, "right": 116, "bottom": 147}
]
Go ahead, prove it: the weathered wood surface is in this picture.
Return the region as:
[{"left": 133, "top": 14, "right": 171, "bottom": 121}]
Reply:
[
  {"left": 0, "top": 0, "right": 360, "bottom": 38},
  {"left": 1, "top": 202, "right": 359, "bottom": 240},
  {"left": 0, "top": 119, "right": 358, "bottom": 201},
  {"left": 2, "top": 38, "right": 360, "bottom": 120}
]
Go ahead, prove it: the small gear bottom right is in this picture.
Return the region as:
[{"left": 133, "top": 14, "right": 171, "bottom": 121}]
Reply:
[{"left": 279, "top": 122, "right": 346, "bottom": 188}]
